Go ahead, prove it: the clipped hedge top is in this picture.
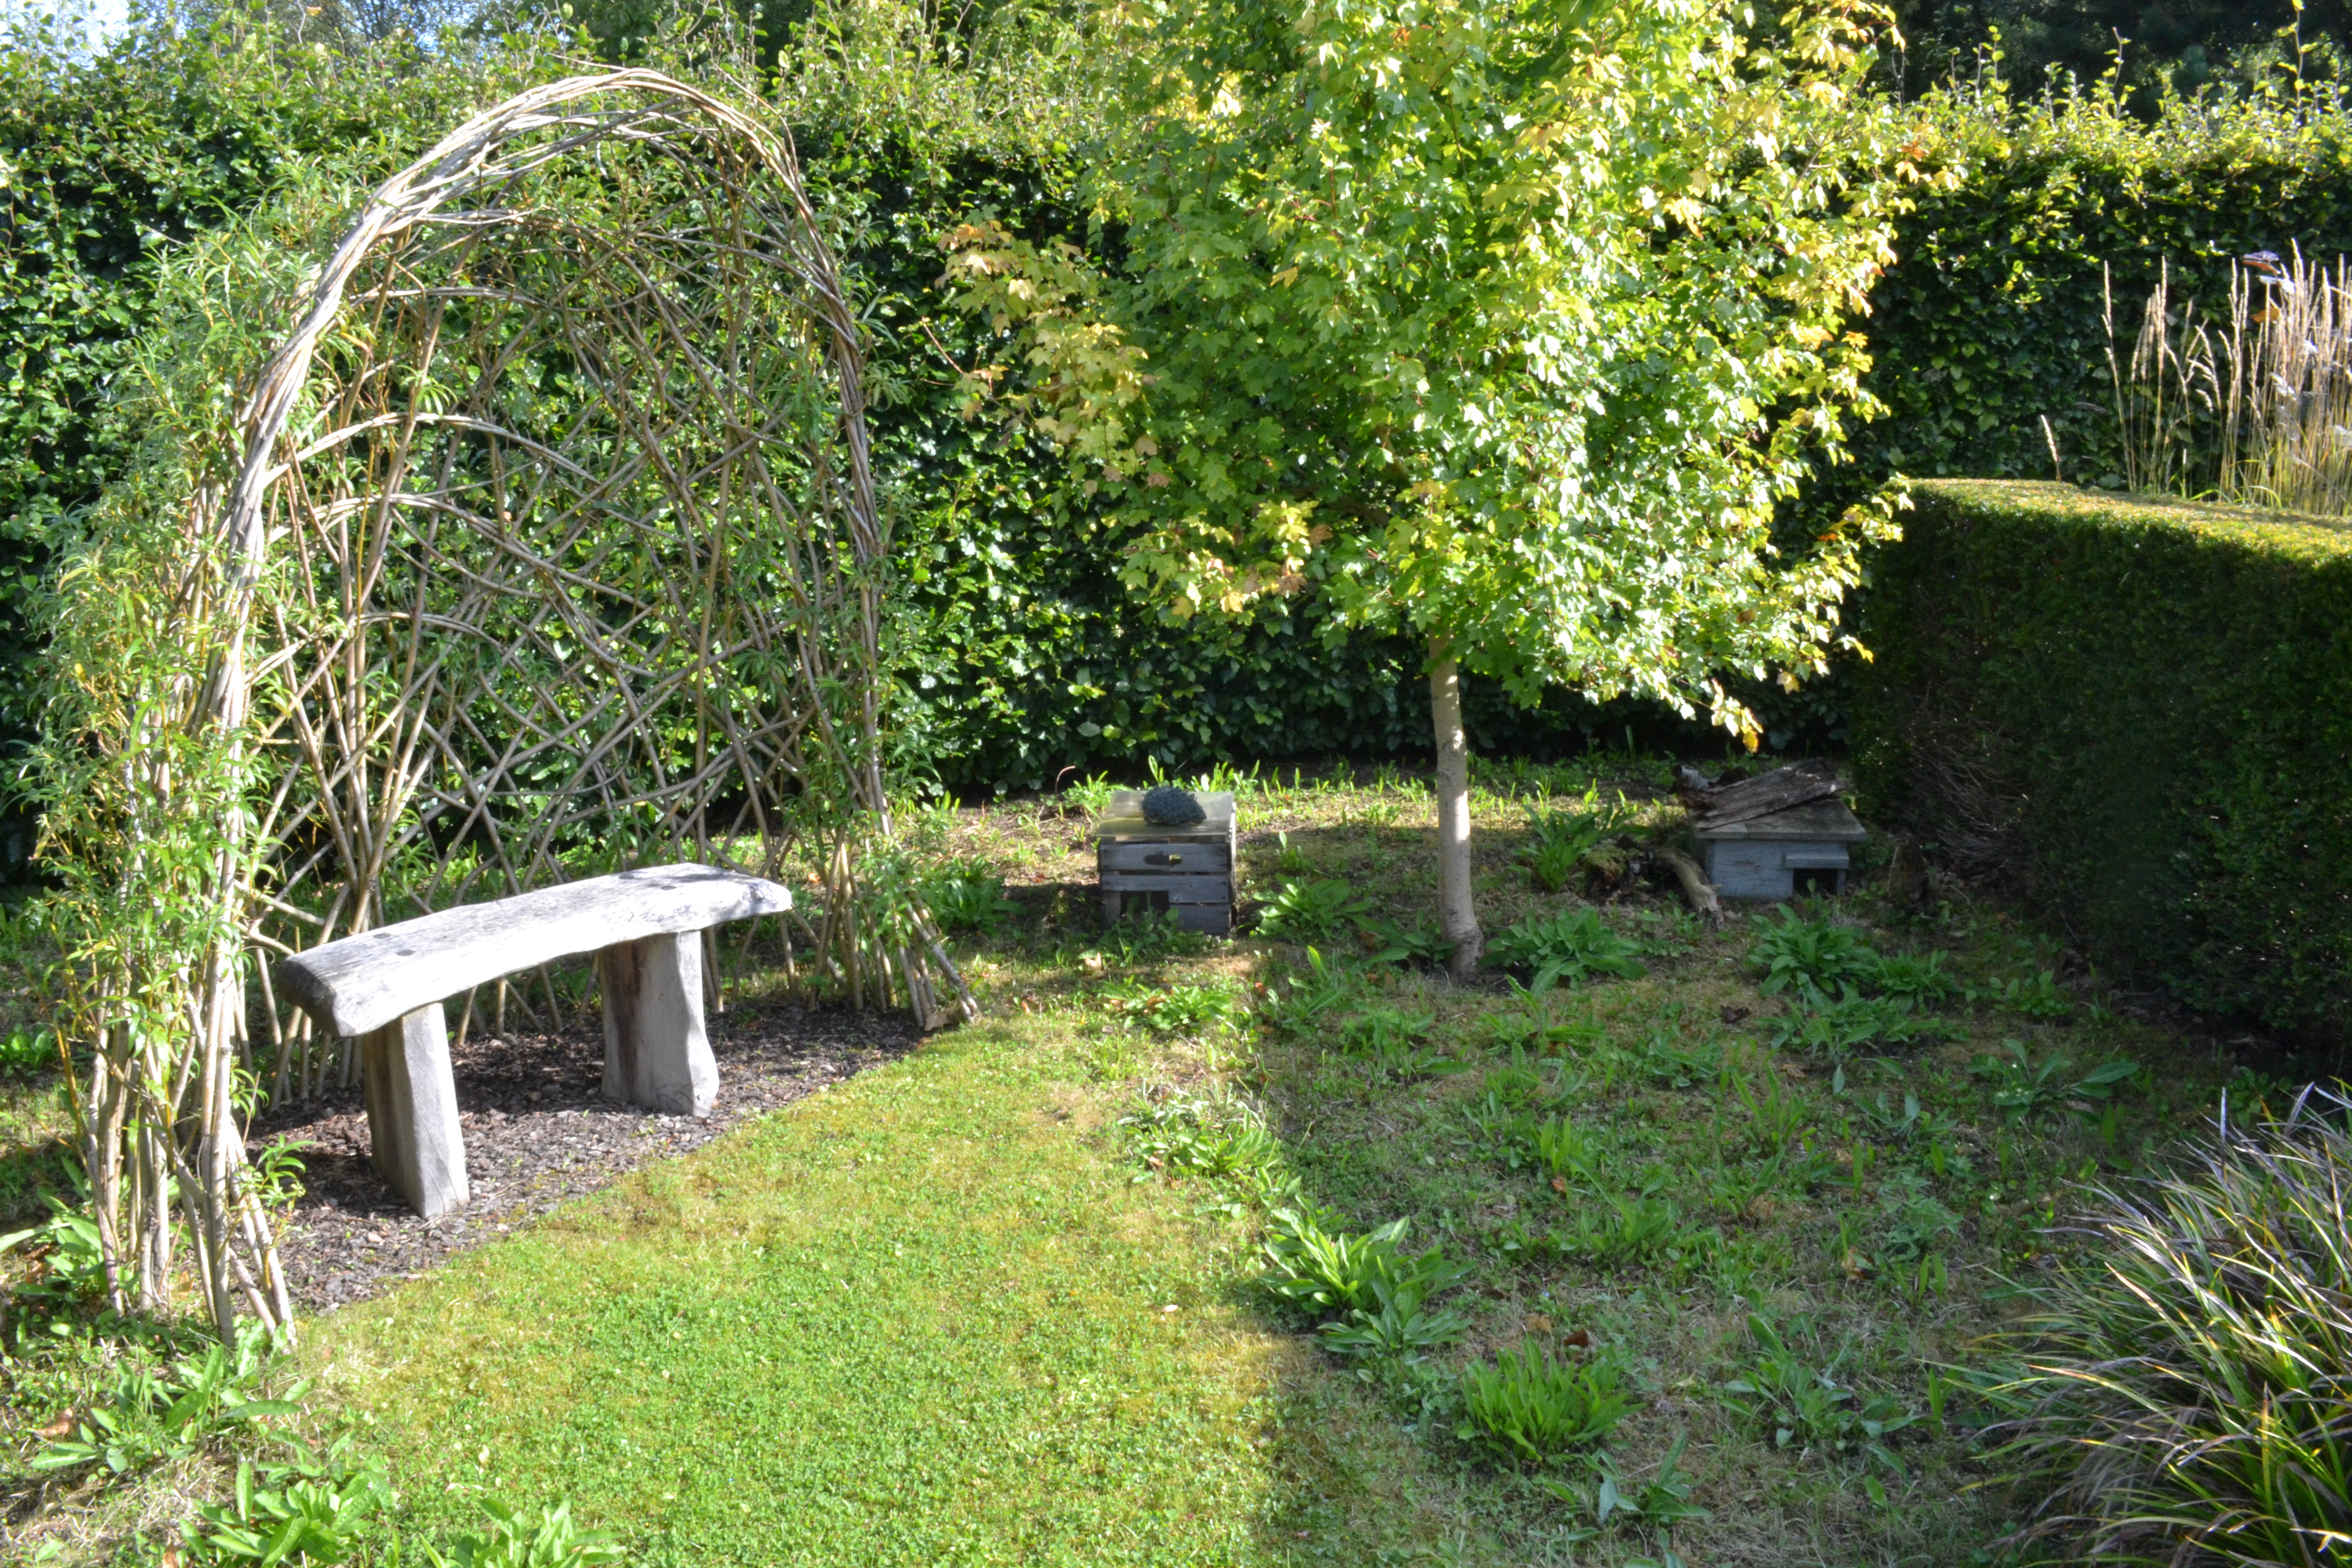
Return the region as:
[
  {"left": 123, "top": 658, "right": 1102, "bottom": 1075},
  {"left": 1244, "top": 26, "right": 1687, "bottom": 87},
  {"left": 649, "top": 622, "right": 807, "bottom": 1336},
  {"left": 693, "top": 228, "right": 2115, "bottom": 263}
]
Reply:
[{"left": 1907, "top": 479, "right": 2352, "bottom": 565}]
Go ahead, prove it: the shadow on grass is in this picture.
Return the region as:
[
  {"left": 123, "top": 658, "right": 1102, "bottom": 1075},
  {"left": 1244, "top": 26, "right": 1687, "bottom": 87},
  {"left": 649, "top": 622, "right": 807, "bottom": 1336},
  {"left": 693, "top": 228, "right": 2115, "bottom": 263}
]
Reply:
[{"left": 0, "top": 1067, "right": 76, "bottom": 1226}]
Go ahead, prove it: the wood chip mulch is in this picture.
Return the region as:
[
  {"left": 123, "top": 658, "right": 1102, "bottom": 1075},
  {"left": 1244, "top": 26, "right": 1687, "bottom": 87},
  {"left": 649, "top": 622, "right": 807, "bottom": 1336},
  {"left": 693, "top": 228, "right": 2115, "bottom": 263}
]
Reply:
[{"left": 248, "top": 1001, "right": 921, "bottom": 1314}]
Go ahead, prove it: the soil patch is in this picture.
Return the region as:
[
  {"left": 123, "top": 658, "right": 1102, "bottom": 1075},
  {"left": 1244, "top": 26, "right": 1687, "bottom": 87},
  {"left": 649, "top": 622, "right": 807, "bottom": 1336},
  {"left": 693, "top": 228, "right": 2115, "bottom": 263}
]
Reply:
[{"left": 251, "top": 1001, "right": 920, "bottom": 1313}]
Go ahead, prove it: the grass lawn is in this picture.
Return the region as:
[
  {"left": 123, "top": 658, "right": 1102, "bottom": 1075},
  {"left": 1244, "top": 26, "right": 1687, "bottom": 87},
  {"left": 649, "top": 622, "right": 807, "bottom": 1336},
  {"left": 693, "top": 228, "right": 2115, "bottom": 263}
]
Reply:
[
  {"left": 14, "top": 760, "right": 2290, "bottom": 1564},
  {"left": 305, "top": 999, "right": 1461, "bottom": 1565}
]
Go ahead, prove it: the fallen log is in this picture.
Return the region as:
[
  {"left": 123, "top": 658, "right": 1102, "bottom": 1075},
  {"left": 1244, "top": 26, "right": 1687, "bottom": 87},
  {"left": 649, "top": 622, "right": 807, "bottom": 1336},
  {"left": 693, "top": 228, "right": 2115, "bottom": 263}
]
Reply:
[{"left": 1656, "top": 846, "right": 1724, "bottom": 928}]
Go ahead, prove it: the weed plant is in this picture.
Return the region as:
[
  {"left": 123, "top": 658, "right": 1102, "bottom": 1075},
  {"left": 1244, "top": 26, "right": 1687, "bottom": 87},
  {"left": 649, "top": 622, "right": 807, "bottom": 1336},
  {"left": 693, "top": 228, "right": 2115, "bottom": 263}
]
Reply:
[
  {"left": 923, "top": 864, "right": 1021, "bottom": 932},
  {"left": 1099, "top": 979, "right": 1241, "bottom": 1037},
  {"left": 1720, "top": 1314, "right": 1917, "bottom": 1475},
  {"left": 1119, "top": 1092, "right": 1292, "bottom": 1201},
  {"left": 1747, "top": 906, "right": 1877, "bottom": 1005},
  {"left": 1969, "top": 1039, "right": 2140, "bottom": 1123},
  {"left": 1255, "top": 877, "right": 1375, "bottom": 944},
  {"left": 30, "top": 1321, "right": 299, "bottom": 1479},
  {"left": 1765, "top": 992, "right": 1956, "bottom": 1058},
  {"left": 1861, "top": 951, "right": 1959, "bottom": 1006},
  {"left": 1486, "top": 909, "right": 1647, "bottom": 991},
  {"left": 1259, "top": 1209, "right": 1471, "bottom": 1364},
  {"left": 1969, "top": 969, "right": 2073, "bottom": 1020},
  {"left": 1254, "top": 946, "right": 1354, "bottom": 1034},
  {"left": 1337, "top": 1008, "right": 1464, "bottom": 1084},
  {"left": 1074, "top": 908, "right": 1205, "bottom": 967},
  {"left": 1456, "top": 1344, "right": 1633, "bottom": 1465}
]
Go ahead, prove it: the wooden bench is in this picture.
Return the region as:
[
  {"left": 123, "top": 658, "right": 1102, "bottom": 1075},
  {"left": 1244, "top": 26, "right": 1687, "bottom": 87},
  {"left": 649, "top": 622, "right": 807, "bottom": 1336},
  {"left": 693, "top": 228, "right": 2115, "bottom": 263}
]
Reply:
[{"left": 274, "top": 863, "right": 792, "bottom": 1219}]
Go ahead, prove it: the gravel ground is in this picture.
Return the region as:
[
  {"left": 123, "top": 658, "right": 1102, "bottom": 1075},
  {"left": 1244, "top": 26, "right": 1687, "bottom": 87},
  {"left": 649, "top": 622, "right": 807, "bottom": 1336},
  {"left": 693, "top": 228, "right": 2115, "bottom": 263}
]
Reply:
[{"left": 250, "top": 1001, "right": 920, "bottom": 1313}]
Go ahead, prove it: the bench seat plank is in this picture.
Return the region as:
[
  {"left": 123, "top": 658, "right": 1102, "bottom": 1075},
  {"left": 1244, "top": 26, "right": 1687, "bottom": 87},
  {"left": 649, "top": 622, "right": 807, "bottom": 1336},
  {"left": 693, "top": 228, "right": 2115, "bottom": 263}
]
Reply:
[{"left": 275, "top": 862, "right": 793, "bottom": 1039}]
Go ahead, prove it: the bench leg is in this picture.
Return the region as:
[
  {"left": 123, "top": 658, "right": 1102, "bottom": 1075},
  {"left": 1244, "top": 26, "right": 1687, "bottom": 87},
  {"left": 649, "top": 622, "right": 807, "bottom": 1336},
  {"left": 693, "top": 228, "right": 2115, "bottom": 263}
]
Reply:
[
  {"left": 359, "top": 1002, "right": 470, "bottom": 1219},
  {"left": 597, "top": 932, "right": 716, "bottom": 1116}
]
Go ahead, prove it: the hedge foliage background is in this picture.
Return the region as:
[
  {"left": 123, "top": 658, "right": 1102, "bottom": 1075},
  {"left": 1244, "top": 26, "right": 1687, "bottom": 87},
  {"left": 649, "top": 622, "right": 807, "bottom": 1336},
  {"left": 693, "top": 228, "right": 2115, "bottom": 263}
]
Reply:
[
  {"left": 876, "top": 76, "right": 2352, "bottom": 792},
  {"left": 12, "top": 10, "right": 2352, "bottom": 805},
  {"left": 1852, "top": 479, "right": 2352, "bottom": 1042}
]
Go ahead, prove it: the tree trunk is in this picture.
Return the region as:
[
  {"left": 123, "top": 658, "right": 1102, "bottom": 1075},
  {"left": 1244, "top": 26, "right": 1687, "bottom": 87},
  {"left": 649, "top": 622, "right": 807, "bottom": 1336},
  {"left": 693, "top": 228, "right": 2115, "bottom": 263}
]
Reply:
[{"left": 1429, "top": 643, "right": 1483, "bottom": 977}]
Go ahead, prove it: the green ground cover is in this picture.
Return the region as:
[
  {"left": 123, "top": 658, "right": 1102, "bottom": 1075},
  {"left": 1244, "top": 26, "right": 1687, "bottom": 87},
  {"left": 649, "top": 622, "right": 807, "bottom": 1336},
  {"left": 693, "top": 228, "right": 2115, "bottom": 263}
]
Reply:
[{"left": 5, "top": 763, "right": 2286, "bottom": 1563}]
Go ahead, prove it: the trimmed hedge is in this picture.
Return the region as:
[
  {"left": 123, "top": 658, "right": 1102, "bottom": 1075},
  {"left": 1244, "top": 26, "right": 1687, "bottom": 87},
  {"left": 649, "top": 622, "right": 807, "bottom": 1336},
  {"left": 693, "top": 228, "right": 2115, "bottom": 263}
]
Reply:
[
  {"left": 19, "top": 25, "right": 2352, "bottom": 799},
  {"left": 1852, "top": 479, "right": 2352, "bottom": 1041}
]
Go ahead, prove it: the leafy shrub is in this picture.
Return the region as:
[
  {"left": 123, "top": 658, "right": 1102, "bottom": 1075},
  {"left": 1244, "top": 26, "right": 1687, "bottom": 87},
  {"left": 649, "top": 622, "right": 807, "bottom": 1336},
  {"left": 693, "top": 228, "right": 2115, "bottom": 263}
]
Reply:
[
  {"left": 1457, "top": 1344, "right": 1634, "bottom": 1465},
  {"left": 1979, "top": 1090, "right": 2352, "bottom": 1567},
  {"left": 1747, "top": 908, "right": 1876, "bottom": 1006},
  {"left": 1720, "top": 1314, "right": 1916, "bottom": 1470},
  {"left": 1255, "top": 878, "right": 1374, "bottom": 944},
  {"left": 1487, "top": 910, "right": 1647, "bottom": 992}
]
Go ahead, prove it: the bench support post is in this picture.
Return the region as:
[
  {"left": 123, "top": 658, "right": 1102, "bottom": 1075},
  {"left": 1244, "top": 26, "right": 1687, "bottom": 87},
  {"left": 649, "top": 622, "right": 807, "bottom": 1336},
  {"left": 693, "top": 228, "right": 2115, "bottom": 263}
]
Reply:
[
  {"left": 597, "top": 932, "right": 716, "bottom": 1116},
  {"left": 359, "top": 1001, "right": 470, "bottom": 1219}
]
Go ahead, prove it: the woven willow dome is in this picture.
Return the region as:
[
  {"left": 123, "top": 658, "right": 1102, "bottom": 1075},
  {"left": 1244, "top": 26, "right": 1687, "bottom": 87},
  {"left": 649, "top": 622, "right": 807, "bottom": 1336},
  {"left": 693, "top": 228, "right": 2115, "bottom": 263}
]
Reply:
[{"left": 50, "top": 70, "right": 965, "bottom": 1336}]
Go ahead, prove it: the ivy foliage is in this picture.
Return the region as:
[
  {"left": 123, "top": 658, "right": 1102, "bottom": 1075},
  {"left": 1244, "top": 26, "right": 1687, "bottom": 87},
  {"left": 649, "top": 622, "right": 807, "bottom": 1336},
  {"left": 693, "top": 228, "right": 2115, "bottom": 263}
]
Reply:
[{"left": 1853, "top": 479, "right": 2352, "bottom": 1043}]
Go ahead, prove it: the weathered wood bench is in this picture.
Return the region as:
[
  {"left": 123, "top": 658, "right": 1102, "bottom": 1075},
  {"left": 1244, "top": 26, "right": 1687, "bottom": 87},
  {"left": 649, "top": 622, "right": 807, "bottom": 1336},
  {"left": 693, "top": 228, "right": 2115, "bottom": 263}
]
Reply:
[{"left": 274, "top": 863, "right": 792, "bottom": 1219}]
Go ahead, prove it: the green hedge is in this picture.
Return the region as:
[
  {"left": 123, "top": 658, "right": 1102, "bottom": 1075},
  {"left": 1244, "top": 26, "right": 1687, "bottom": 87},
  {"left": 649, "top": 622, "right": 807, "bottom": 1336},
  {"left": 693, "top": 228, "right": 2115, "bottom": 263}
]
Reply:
[
  {"left": 0, "top": 13, "right": 556, "bottom": 771},
  {"left": 1852, "top": 479, "right": 2352, "bottom": 1042},
  {"left": 19, "top": 23, "right": 2352, "bottom": 802},
  {"left": 874, "top": 87, "right": 2352, "bottom": 789}
]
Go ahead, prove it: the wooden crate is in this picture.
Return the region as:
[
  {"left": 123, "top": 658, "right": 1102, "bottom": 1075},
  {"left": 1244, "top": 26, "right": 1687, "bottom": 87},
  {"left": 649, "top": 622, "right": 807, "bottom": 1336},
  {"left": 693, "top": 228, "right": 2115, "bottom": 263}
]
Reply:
[
  {"left": 1695, "top": 797, "right": 1868, "bottom": 899},
  {"left": 1093, "top": 789, "right": 1236, "bottom": 935}
]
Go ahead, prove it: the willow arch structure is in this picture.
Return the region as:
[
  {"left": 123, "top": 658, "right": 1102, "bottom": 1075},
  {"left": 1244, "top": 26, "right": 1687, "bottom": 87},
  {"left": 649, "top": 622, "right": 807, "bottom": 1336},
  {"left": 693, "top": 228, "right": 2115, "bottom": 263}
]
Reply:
[{"left": 56, "top": 71, "right": 969, "bottom": 1336}]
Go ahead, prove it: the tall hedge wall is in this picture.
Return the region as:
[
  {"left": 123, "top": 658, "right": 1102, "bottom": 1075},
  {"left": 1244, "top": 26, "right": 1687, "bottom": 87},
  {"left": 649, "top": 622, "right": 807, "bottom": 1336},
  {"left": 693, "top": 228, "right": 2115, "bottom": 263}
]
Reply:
[
  {"left": 874, "top": 86, "right": 2352, "bottom": 791},
  {"left": 1851, "top": 479, "right": 2352, "bottom": 1042},
  {"left": 16, "top": 22, "right": 2352, "bottom": 802}
]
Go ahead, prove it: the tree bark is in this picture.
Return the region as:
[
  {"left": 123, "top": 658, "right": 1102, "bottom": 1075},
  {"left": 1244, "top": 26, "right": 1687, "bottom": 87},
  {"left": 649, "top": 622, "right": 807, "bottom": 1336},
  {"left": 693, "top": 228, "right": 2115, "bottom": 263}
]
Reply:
[{"left": 1429, "top": 643, "right": 1483, "bottom": 977}]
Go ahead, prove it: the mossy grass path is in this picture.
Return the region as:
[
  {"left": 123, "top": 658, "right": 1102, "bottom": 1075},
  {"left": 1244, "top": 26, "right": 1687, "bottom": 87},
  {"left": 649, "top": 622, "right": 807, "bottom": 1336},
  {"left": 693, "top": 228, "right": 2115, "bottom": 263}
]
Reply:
[{"left": 303, "top": 1007, "right": 1460, "bottom": 1565}]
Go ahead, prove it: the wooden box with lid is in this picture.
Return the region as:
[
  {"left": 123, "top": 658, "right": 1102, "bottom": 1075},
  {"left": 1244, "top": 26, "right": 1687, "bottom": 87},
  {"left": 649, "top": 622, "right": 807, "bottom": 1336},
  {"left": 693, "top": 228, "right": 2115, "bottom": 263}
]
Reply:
[
  {"left": 1686, "top": 761, "right": 1868, "bottom": 900},
  {"left": 1092, "top": 789, "right": 1236, "bottom": 935}
]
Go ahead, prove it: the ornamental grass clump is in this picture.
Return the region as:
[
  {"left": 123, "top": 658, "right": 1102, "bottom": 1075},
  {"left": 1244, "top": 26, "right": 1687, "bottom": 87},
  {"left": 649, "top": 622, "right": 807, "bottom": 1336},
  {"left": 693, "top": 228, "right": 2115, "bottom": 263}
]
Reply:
[{"left": 1981, "top": 1087, "right": 2352, "bottom": 1564}]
